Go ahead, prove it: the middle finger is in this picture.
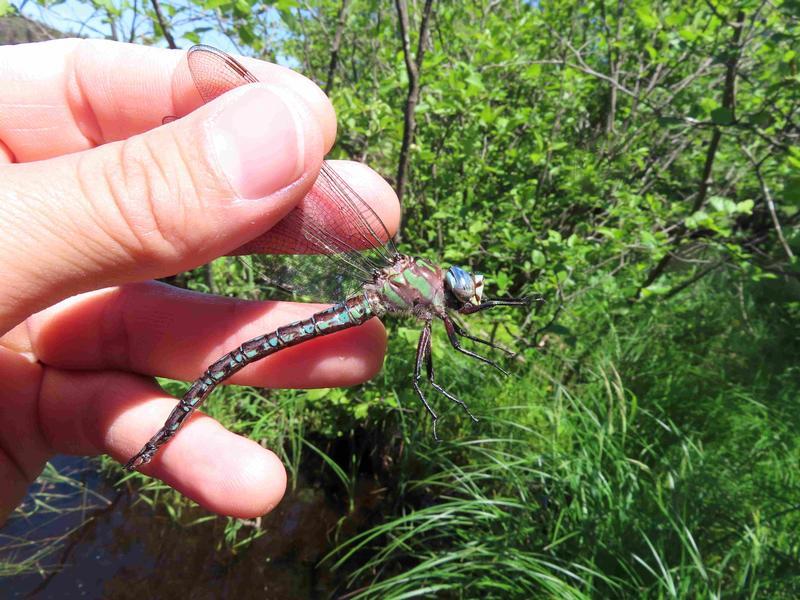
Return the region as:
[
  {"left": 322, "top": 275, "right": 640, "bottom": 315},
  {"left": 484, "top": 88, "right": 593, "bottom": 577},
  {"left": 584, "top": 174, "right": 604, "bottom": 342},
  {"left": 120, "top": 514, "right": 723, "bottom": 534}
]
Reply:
[{"left": 24, "top": 281, "right": 386, "bottom": 388}]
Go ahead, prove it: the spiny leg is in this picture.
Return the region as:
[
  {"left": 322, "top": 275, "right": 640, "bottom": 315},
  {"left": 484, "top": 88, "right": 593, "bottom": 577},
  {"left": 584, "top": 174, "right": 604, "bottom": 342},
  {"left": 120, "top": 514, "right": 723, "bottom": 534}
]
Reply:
[
  {"left": 458, "top": 297, "right": 534, "bottom": 315},
  {"left": 424, "top": 332, "right": 479, "bottom": 423},
  {"left": 442, "top": 315, "right": 509, "bottom": 376},
  {"left": 412, "top": 320, "right": 440, "bottom": 441},
  {"left": 450, "top": 316, "right": 514, "bottom": 356}
]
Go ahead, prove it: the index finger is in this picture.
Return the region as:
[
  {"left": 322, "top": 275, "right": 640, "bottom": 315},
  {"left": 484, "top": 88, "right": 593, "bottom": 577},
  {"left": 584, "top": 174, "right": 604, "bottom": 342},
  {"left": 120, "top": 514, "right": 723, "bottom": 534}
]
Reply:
[{"left": 0, "top": 38, "right": 336, "bottom": 163}]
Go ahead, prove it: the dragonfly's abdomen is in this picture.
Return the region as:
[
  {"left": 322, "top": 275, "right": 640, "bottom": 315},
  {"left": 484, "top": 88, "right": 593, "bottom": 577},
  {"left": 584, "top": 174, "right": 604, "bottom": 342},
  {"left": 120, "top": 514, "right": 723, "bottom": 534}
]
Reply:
[
  {"left": 193, "top": 294, "right": 375, "bottom": 395},
  {"left": 124, "top": 294, "right": 377, "bottom": 470}
]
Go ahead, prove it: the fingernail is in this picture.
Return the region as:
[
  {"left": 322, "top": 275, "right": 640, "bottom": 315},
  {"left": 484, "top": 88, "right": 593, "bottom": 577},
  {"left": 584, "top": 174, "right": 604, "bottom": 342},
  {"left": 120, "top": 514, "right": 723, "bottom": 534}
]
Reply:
[{"left": 211, "top": 86, "right": 305, "bottom": 200}]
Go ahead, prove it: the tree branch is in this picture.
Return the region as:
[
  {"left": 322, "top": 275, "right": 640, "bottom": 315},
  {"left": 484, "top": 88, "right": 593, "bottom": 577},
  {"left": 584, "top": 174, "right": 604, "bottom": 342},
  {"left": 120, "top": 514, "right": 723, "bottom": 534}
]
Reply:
[
  {"left": 324, "top": 0, "right": 349, "bottom": 95},
  {"left": 394, "top": 0, "right": 434, "bottom": 207},
  {"left": 634, "top": 9, "right": 746, "bottom": 299},
  {"left": 150, "top": 0, "right": 177, "bottom": 49},
  {"left": 741, "top": 145, "right": 795, "bottom": 261}
]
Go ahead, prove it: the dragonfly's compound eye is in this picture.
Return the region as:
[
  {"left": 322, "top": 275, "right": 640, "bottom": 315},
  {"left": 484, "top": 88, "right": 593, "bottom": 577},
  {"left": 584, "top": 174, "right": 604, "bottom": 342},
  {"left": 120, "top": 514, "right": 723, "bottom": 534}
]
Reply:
[{"left": 446, "top": 266, "right": 483, "bottom": 305}]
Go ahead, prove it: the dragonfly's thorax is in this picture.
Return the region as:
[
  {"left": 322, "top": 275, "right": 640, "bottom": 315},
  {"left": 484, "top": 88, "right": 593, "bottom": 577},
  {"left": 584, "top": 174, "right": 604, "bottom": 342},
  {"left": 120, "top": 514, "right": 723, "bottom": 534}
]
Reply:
[{"left": 365, "top": 255, "right": 448, "bottom": 319}]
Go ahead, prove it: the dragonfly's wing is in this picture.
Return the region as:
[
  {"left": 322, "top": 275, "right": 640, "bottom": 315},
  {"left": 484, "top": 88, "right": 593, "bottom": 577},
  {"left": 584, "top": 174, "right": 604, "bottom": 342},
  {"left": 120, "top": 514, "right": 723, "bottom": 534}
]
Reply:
[
  {"left": 187, "top": 44, "right": 259, "bottom": 94},
  {"left": 177, "top": 45, "right": 399, "bottom": 300},
  {"left": 235, "top": 253, "right": 363, "bottom": 301},
  {"left": 233, "top": 161, "right": 398, "bottom": 300}
]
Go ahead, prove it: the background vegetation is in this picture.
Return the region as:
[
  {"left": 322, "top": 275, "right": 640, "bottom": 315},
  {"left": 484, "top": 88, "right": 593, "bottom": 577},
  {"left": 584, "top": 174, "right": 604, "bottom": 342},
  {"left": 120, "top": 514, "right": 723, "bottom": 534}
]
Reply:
[{"left": 3, "top": 0, "right": 800, "bottom": 597}]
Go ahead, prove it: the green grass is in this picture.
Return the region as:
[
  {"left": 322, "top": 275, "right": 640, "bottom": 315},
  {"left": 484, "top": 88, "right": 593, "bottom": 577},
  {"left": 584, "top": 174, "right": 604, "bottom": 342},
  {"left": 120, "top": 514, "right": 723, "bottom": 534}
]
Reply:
[
  {"left": 312, "top": 271, "right": 800, "bottom": 598},
  {"left": 1, "top": 462, "right": 114, "bottom": 578},
  {"left": 9, "top": 269, "right": 799, "bottom": 597}
]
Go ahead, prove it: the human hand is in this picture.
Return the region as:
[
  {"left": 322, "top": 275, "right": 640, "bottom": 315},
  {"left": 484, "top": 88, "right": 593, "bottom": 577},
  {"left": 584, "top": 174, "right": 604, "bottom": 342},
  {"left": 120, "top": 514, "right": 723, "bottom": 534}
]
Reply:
[{"left": 0, "top": 39, "right": 399, "bottom": 524}]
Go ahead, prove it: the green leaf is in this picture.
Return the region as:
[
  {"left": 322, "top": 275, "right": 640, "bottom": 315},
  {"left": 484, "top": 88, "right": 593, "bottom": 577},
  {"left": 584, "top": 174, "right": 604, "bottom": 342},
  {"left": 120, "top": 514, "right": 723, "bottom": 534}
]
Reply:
[
  {"left": 353, "top": 403, "right": 370, "bottom": 420},
  {"left": 304, "top": 388, "right": 331, "bottom": 402},
  {"left": 709, "top": 196, "right": 736, "bottom": 214},
  {"left": 480, "top": 105, "right": 497, "bottom": 124},
  {"left": 711, "top": 107, "right": 734, "bottom": 125},
  {"left": 494, "top": 271, "right": 511, "bottom": 294},
  {"left": 184, "top": 31, "right": 201, "bottom": 45},
  {"left": 679, "top": 26, "right": 698, "bottom": 42},
  {"left": 532, "top": 250, "right": 546, "bottom": 268},
  {"left": 787, "top": 147, "right": 800, "bottom": 169},
  {"left": 544, "top": 323, "right": 573, "bottom": 336},
  {"left": 784, "top": 176, "right": 800, "bottom": 206},
  {"left": 747, "top": 112, "right": 772, "bottom": 128},
  {"left": 524, "top": 63, "right": 542, "bottom": 79},
  {"left": 657, "top": 116, "right": 684, "bottom": 128},
  {"left": 640, "top": 230, "right": 658, "bottom": 248},
  {"left": 686, "top": 210, "right": 709, "bottom": 229},
  {"left": 238, "top": 24, "right": 255, "bottom": 44},
  {"left": 641, "top": 282, "right": 672, "bottom": 297},
  {"left": 635, "top": 5, "right": 658, "bottom": 28},
  {"left": 94, "top": 0, "right": 116, "bottom": 13}
]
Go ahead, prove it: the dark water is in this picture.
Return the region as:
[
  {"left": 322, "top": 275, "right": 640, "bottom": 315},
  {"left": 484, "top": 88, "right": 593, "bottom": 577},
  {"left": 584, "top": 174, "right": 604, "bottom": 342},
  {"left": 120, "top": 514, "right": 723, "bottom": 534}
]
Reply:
[{"left": 1, "top": 456, "right": 386, "bottom": 599}]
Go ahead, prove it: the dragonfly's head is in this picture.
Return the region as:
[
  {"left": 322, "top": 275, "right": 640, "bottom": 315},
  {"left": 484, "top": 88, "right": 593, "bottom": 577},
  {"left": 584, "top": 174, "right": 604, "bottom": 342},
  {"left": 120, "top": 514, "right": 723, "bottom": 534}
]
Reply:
[{"left": 444, "top": 266, "right": 485, "bottom": 308}]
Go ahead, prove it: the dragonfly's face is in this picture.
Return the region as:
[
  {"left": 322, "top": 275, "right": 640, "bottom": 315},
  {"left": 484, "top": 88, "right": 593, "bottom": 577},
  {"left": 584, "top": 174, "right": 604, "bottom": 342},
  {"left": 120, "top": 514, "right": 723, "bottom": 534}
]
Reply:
[{"left": 445, "top": 266, "right": 485, "bottom": 307}]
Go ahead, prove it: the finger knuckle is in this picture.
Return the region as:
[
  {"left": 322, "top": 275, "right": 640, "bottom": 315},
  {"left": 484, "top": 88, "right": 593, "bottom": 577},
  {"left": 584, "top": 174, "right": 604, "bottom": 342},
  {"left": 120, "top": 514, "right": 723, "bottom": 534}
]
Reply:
[{"left": 89, "top": 135, "right": 201, "bottom": 266}]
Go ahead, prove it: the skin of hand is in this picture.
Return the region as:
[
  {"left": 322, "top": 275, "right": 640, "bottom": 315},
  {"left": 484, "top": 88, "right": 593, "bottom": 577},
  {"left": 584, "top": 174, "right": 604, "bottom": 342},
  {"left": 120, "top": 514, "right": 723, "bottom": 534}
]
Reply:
[{"left": 0, "top": 39, "right": 400, "bottom": 525}]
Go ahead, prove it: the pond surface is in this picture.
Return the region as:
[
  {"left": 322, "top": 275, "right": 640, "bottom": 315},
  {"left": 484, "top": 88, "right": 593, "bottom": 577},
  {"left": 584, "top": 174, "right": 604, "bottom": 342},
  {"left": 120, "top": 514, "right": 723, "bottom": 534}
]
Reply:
[{"left": 2, "top": 456, "right": 386, "bottom": 599}]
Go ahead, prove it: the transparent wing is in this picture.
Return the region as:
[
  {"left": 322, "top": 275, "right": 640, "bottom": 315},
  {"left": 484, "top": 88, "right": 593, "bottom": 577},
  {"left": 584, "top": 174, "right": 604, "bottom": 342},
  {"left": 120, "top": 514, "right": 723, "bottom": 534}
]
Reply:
[
  {"left": 235, "top": 254, "right": 363, "bottom": 301},
  {"left": 178, "top": 45, "right": 399, "bottom": 300},
  {"left": 187, "top": 44, "right": 259, "bottom": 95}
]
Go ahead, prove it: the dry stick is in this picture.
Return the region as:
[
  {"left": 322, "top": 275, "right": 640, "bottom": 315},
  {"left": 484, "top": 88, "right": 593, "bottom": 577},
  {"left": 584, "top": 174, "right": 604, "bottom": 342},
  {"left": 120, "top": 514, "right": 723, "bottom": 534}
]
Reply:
[
  {"left": 600, "top": 0, "right": 624, "bottom": 135},
  {"left": 324, "top": 0, "right": 349, "bottom": 95},
  {"left": 741, "top": 145, "right": 795, "bottom": 261},
  {"left": 394, "top": 0, "right": 434, "bottom": 208},
  {"left": 663, "top": 259, "right": 726, "bottom": 300},
  {"left": 107, "top": 8, "right": 118, "bottom": 41},
  {"left": 634, "top": 10, "right": 746, "bottom": 300},
  {"left": 295, "top": 3, "right": 314, "bottom": 73},
  {"left": 150, "top": 0, "right": 177, "bottom": 49},
  {"left": 128, "top": 0, "right": 139, "bottom": 43}
]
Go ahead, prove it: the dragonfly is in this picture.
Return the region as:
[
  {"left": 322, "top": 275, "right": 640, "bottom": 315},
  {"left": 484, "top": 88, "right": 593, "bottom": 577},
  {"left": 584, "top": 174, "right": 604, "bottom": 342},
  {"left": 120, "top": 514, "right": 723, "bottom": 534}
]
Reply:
[{"left": 124, "top": 45, "right": 530, "bottom": 472}]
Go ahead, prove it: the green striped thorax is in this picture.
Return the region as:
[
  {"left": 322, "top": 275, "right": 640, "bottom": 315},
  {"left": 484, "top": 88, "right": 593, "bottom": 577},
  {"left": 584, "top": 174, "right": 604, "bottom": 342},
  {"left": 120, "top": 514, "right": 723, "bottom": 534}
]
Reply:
[{"left": 366, "top": 256, "right": 485, "bottom": 319}]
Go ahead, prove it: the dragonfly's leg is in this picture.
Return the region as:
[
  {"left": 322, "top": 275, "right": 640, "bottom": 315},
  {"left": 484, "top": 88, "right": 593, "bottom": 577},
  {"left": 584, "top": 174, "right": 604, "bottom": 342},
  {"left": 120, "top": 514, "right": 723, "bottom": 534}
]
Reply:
[
  {"left": 424, "top": 336, "right": 479, "bottom": 423},
  {"left": 450, "top": 317, "right": 514, "bottom": 356},
  {"left": 458, "top": 297, "right": 535, "bottom": 315},
  {"left": 413, "top": 320, "right": 440, "bottom": 441},
  {"left": 442, "top": 316, "right": 508, "bottom": 376}
]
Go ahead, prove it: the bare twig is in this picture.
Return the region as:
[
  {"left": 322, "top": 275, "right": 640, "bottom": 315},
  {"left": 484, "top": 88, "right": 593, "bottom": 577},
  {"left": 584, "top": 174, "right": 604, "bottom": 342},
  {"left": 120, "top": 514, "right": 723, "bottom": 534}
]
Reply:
[
  {"left": 741, "top": 145, "right": 795, "bottom": 260},
  {"left": 324, "top": 0, "right": 349, "bottom": 95},
  {"left": 601, "top": 0, "right": 624, "bottom": 134},
  {"left": 662, "top": 259, "right": 726, "bottom": 300},
  {"left": 128, "top": 0, "right": 139, "bottom": 43},
  {"left": 394, "top": 0, "right": 435, "bottom": 207},
  {"left": 634, "top": 10, "right": 746, "bottom": 299},
  {"left": 150, "top": 0, "right": 177, "bottom": 49}
]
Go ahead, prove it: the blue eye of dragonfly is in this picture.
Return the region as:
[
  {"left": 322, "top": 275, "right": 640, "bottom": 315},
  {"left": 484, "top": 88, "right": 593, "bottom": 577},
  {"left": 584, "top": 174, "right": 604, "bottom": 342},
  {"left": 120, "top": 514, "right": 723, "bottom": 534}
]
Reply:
[{"left": 445, "top": 266, "right": 475, "bottom": 302}]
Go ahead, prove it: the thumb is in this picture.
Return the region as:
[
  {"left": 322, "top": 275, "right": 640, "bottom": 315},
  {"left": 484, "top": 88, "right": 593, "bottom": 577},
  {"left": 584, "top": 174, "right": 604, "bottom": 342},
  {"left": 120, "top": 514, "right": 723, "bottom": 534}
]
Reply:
[{"left": 0, "top": 83, "right": 326, "bottom": 334}]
